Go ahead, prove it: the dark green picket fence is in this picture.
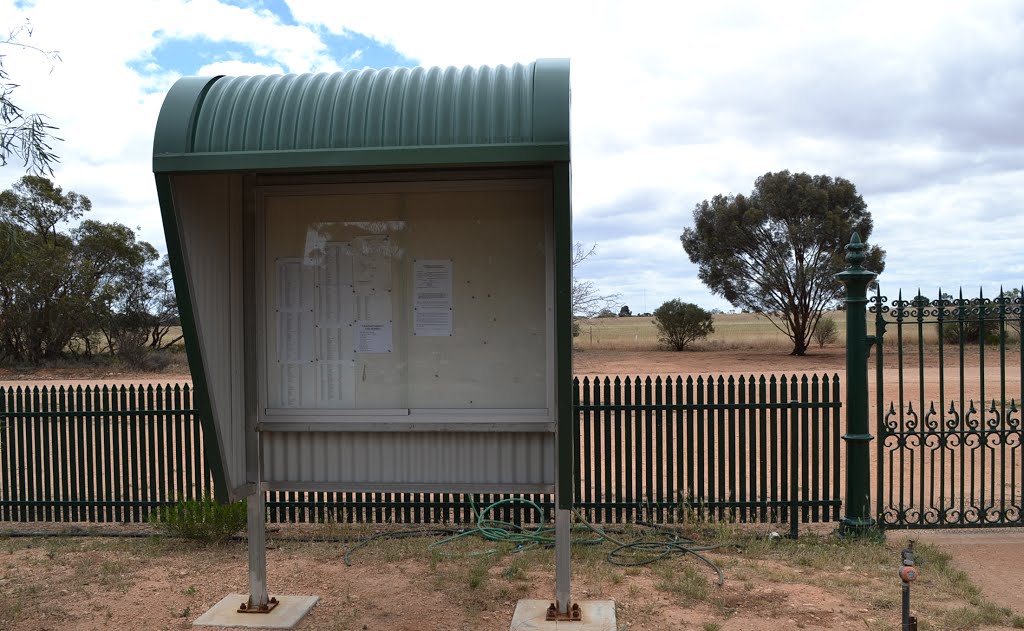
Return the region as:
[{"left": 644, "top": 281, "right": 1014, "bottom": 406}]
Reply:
[
  {"left": 0, "top": 376, "right": 842, "bottom": 529},
  {"left": 575, "top": 375, "right": 842, "bottom": 530},
  {"left": 0, "top": 384, "right": 208, "bottom": 523}
]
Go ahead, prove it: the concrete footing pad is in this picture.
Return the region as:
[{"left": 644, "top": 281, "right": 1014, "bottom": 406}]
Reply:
[
  {"left": 510, "top": 599, "right": 616, "bottom": 630},
  {"left": 193, "top": 594, "right": 319, "bottom": 628}
]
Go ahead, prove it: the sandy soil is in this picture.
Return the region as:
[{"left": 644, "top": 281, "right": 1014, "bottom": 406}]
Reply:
[
  {"left": 573, "top": 347, "right": 853, "bottom": 377},
  {"left": 0, "top": 522, "right": 1019, "bottom": 631},
  {"left": 909, "top": 528, "right": 1024, "bottom": 618}
]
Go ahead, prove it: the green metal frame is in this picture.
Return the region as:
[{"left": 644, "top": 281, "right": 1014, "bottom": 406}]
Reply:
[
  {"left": 154, "top": 175, "right": 229, "bottom": 503},
  {"left": 152, "top": 76, "right": 221, "bottom": 160},
  {"left": 553, "top": 163, "right": 574, "bottom": 509},
  {"left": 154, "top": 145, "right": 569, "bottom": 174}
]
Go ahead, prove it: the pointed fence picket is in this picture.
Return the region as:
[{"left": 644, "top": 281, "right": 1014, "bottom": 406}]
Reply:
[
  {"left": 572, "top": 374, "right": 842, "bottom": 529},
  {"left": 0, "top": 384, "right": 207, "bottom": 523}
]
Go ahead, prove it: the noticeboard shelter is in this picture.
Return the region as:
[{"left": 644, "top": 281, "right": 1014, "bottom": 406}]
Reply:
[{"left": 152, "top": 60, "right": 578, "bottom": 622}]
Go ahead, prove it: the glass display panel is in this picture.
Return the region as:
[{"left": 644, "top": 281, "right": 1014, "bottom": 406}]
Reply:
[{"left": 261, "top": 184, "right": 550, "bottom": 417}]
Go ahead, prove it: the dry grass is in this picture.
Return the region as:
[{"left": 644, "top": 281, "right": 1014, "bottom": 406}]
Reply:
[
  {"left": 571, "top": 311, "right": 995, "bottom": 352},
  {"left": 574, "top": 312, "right": 852, "bottom": 352}
]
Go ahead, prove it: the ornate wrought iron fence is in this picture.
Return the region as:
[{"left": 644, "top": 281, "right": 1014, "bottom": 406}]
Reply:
[{"left": 872, "top": 287, "right": 1024, "bottom": 528}]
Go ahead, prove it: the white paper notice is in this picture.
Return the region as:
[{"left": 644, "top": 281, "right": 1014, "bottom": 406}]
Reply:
[
  {"left": 354, "top": 321, "right": 393, "bottom": 353},
  {"left": 353, "top": 235, "right": 392, "bottom": 293},
  {"left": 274, "top": 258, "right": 315, "bottom": 408},
  {"left": 276, "top": 259, "right": 314, "bottom": 371},
  {"left": 413, "top": 259, "right": 453, "bottom": 336}
]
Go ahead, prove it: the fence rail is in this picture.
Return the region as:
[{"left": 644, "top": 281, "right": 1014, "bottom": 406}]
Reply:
[{"left": 1, "top": 377, "right": 842, "bottom": 530}]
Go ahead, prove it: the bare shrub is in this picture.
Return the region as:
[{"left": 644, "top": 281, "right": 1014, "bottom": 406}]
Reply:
[{"left": 813, "top": 317, "right": 838, "bottom": 348}]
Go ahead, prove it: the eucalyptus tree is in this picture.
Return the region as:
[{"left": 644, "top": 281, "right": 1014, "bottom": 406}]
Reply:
[
  {"left": 0, "top": 176, "right": 166, "bottom": 364},
  {"left": 681, "top": 170, "right": 885, "bottom": 355},
  {"left": 0, "top": 23, "right": 61, "bottom": 175}
]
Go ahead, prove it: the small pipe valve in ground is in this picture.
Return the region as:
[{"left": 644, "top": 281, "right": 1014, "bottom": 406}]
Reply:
[
  {"left": 899, "top": 563, "right": 919, "bottom": 583},
  {"left": 900, "top": 540, "right": 919, "bottom": 631}
]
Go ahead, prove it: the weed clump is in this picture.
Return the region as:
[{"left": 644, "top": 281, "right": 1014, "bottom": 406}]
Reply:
[{"left": 151, "top": 497, "right": 246, "bottom": 544}]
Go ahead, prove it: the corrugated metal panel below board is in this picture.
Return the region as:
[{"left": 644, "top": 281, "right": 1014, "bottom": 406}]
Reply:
[{"left": 261, "top": 431, "right": 555, "bottom": 493}]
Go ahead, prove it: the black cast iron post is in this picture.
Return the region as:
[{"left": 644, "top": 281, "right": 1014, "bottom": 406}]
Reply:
[{"left": 836, "top": 232, "right": 878, "bottom": 535}]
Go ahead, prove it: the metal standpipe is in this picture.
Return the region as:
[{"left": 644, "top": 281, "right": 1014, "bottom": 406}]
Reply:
[{"left": 900, "top": 541, "right": 919, "bottom": 631}]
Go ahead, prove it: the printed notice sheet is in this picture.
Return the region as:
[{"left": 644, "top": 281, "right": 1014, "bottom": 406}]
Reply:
[
  {"left": 275, "top": 258, "right": 315, "bottom": 408},
  {"left": 315, "top": 242, "right": 356, "bottom": 407},
  {"left": 354, "top": 321, "right": 393, "bottom": 353},
  {"left": 353, "top": 235, "right": 391, "bottom": 293},
  {"left": 413, "top": 259, "right": 453, "bottom": 336}
]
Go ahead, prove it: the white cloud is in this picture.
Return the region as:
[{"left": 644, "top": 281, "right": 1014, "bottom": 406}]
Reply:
[
  {"left": 197, "top": 60, "right": 284, "bottom": 76},
  {"left": 0, "top": 0, "right": 346, "bottom": 250},
  {"left": 1, "top": 0, "right": 1023, "bottom": 313}
]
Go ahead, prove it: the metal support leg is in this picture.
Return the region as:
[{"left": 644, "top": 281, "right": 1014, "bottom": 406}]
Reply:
[
  {"left": 238, "top": 489, "right": 277, "bottom": 613},
  {"left": 555, "top": 508, "right": 570, "bottom": 613},
  {"left": 546, "top": 508, "right": 581, "bottom": 621}
]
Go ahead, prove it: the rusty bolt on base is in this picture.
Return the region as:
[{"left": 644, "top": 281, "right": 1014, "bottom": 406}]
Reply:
[
  {"left": 545, "top": 601, "right": 582, "bottom": 622},
  {"left": 238, "top": 596, "right": 279, "bottom": 614}
]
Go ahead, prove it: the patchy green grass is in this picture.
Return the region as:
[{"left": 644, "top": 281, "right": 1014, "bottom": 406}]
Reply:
[{"left": 654, "top": 564, "right": 710, "bottom": 604}]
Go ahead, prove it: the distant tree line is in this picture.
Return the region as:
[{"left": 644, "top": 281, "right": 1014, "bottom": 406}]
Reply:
[{"left": 0, "top": 176, "right": 179, "bottom": 367}]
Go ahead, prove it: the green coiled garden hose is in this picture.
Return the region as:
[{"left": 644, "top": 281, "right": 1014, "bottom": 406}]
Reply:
[{"left": 343, "top": 496, "right": 724, "bottom": 585}]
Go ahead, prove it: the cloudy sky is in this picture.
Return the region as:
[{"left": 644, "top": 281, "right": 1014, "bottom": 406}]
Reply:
[{"left": 2, "top": 0, "right": 1023, "bottom": 313}]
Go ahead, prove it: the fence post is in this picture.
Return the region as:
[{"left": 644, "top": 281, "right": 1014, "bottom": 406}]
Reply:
[{"left": 836, "top": 232, "right": 878, "bottom": 535}]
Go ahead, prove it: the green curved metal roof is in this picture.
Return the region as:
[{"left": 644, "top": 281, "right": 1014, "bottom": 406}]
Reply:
[{"left": 153, "top": 59, "right": 569, "bottom": 173}]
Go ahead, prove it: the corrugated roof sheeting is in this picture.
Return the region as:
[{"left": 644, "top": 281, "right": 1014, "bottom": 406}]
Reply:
[
  {"left": 191, "top": 64, "right": 536, "bottom": 154},
  {"left": 261, "top": 431, "right": 555, "bottom": 491}
]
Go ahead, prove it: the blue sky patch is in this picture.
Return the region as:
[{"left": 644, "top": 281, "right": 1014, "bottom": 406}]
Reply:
[
  {"left": 218, "top": 0, "right": 297, "bottom": 24},
  {"left": 129, "top": 27, "right": 417, "bottom": 79},
  {"left": 128, "top": 37, "right": 278, "bottom": 77},
  {"left": 320, "top": 30, "right": 417, "bottom": 70}
]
